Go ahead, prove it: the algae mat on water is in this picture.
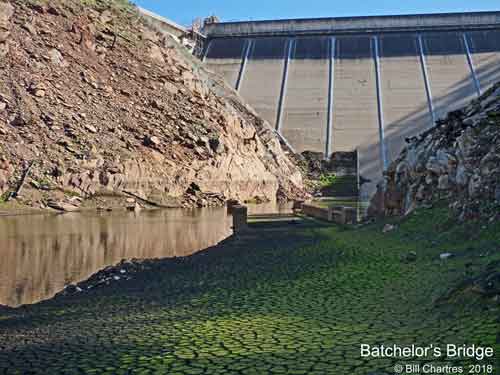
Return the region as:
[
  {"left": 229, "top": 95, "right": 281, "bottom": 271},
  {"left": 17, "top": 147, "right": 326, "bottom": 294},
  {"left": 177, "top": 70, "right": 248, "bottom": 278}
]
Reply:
[{"left": 0, "top": 207, "right": 499, "bottom": 374}]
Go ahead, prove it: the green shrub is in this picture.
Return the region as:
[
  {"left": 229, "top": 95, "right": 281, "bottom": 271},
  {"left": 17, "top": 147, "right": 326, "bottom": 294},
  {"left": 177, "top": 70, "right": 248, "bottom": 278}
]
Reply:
[{"left": 319, "top": 173, "right": 337, "bottom": 187}]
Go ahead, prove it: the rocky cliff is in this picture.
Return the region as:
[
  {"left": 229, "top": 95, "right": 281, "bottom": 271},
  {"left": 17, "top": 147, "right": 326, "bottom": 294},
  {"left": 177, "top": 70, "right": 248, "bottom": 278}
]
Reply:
[
  {"left": 0, "top": 0, "right": 306, "bottom": 210},
  {"left": 370, "top": 83, "right": 500, "bottom": 221}
]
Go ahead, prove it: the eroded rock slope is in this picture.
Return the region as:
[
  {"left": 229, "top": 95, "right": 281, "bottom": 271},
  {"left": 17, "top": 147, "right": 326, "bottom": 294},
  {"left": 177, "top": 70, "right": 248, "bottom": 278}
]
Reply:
[{"left": 0, "top": 0, "right": 306, "bottom": 209}]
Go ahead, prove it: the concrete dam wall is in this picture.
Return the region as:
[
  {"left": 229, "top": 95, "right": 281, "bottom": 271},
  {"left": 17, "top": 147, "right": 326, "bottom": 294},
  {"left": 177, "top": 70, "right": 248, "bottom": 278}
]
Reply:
[{"left": 201, "top": 12, "right": 500, "bottom": 199}]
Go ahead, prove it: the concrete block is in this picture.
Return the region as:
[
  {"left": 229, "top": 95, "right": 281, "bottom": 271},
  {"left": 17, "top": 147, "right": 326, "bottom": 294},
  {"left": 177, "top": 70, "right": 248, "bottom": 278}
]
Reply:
[
  {"left": 302, "top": 204, "right": 332, "bottom": 221},
  {"left": 232, "top": 205, "right": 248, "bottom": 233},
  {"left": 344, "top": 207, "right": 358, "bottom": 224},
  {"left": 331, "top": 206, "right": 346, "bottom": 224}
]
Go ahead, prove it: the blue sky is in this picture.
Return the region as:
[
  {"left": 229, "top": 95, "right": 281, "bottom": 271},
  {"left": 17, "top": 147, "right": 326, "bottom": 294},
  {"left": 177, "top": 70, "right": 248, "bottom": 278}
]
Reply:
[{"left": 133, "top": 0, "right": 500, "bottom": 27}]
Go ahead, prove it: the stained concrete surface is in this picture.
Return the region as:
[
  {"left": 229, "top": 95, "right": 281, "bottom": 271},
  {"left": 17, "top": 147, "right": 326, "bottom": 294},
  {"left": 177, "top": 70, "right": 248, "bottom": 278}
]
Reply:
[
  {"left": 204, "top": 38, "right": 246, "bottom": 88},
  {"left": 239, "top": 37, "right": 287, "bottom": 127},
  {"left": 202, "top": 26, "right": 500, "bottom": 201},
  {"left": 423, "top": 32, "right": 477, "bottom": 120},
  {"left": 281, "top": 37, "right": 330, "bottom": 154},
  {"left": 379, "top": 34, "right": 433, "bottom": 162},
  {"left": 332, "top": 36, "right": 381, "bottom": 200},
  {"left": 467, "top": 30, "right": 500, "bottom": 92}
]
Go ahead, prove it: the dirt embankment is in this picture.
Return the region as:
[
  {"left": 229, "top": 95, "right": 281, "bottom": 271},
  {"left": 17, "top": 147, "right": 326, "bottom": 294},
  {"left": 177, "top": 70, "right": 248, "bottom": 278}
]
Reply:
[{"left": 0, "top": 0, "right": 307, "bottom": 211}]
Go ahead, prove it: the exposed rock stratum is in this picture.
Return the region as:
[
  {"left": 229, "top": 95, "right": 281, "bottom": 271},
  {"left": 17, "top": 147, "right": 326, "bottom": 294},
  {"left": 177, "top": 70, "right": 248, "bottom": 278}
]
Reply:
[{"left": 0, "top": 0, "right": 306, "bottom": 209}]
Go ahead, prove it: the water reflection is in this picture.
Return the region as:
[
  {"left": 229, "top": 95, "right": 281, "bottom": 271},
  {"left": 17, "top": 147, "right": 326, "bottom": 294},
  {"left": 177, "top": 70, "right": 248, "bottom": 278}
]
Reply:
[
  {"left": 0, "top": 202, "right": 295, "bottom": 307},
  {"left": 0, "top": 208, "right": 232, "bottom": 307}
]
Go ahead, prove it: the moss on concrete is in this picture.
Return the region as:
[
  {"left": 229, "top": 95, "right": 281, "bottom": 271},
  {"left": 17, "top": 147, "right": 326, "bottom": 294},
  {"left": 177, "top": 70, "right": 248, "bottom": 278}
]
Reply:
[{"left": 0, "top": 207, "right": 498, "bottom": 374}]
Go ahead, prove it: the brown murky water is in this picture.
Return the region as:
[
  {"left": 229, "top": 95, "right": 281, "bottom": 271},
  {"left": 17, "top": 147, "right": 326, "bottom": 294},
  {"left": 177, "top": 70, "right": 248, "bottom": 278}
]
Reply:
[
  {"left": 0, "top": 203, "right": 293, "bottom": 307},
  {"left": 0, "top": 208, "right": 233, "bottom": 307}
]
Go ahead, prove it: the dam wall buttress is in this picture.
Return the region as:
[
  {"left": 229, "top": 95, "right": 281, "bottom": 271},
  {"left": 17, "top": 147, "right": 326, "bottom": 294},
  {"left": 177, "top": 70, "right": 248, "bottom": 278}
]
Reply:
[{"left": 202, "top": 12, "right": 500, "bottom": 199}]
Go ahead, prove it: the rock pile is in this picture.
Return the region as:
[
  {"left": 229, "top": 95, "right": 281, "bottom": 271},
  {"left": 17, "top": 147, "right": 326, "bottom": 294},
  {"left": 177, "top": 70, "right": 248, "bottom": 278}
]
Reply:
[
  {"left": 0, "top": 0, "right": 306, "bottom": 209},
  {"left": 370, "top": 83, "right": 500, "bottom": 221}
]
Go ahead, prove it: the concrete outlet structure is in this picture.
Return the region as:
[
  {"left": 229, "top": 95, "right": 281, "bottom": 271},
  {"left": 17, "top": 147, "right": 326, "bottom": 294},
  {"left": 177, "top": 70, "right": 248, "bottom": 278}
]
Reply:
[{"left": 201, "top": 12, "right": 500, "bottom": 200}]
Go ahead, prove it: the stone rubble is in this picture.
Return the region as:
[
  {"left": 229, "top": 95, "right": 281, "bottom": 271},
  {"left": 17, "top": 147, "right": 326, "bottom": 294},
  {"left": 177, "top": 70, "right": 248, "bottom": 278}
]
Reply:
[
  {"left": 370, "top": 83, "right": 500, "bottom": 221},
  {"left": 56, "top": 259, "right": 150, "bottom": 297}
]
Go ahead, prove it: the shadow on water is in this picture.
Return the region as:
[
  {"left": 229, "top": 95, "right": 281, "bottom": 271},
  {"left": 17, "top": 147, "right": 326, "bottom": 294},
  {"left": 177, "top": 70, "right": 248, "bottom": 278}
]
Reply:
[
  {"left": 0, "top": 202, "right": 295, "bottom": 308},
  {"left": 0, "top": 218, "right": 330, "bottom": 325},
  {"left": 0, "top": 208, "right": 233, "bottom": 307}
]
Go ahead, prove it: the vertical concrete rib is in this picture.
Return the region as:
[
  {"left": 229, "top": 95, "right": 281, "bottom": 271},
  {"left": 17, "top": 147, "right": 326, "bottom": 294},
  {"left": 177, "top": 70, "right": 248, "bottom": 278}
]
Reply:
[
  {"left": 326, "top": 37, "right": 336, "bottom": 158},
  {"left": 372, "top": 36, "right": 388, "bottom": 170},
  {"left": 356, "top": 149, "right": 360, "bottom": 197},
  {"left": 239, "top": 38, "right": 288, "bottom": 128},
  {"left": 275, "top": 38, "right": 294, "bottom": 132},
  {"left": 235, "top": 39, "right": 253, "bottom": 92},
  {"left": 202, "top": 40, "right": 212, "bottom": 62},
  {"left": 417, "top": 34, "right": 436, "bottom": 126},
  {"left": 462, "top": 33, "right": 482, "bottom": 96},
  {"left": 204, "top": 39, "right": 247, "bottom": 88},
  {"left": 466, "top": 30, "right": 500, "bottom": 91}
]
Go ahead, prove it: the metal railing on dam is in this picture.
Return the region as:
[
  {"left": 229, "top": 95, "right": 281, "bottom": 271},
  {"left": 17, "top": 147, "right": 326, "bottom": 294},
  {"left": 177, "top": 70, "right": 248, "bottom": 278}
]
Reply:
[{"left": 201, "top": 12, "right": 500, "bottom": 200}]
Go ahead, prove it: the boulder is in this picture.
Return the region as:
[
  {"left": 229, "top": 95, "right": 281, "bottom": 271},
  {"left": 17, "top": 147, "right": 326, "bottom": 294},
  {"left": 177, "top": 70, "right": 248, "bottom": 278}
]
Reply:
[
  {"left": 0, "top": 168, "right": 11, "bottom": 196},
  {"left": 0, "top": 30, "right": 8, "bottom": 42},
  {"left": 84, "top": 123, "right": 98, "bottom": 133},
  {"left": 0, "top": 42, "right": 8, "bottom": 57},
  {"left": 209, "top": 137, "right": 223, "bottom": 154},
  {"left": 0, "top": 3, "right": 13, "bottom": 57},
  {"left": 426, "top": 156, "right": 445, "bottom": 174},
  {"left": 402, "top": 251, "right": 417, "bottom": 263},
  {"left": 47, "top": 200, "right": 80, "bottom": 212},
  {"left": 0, "top": 3, "right": 14, "bottom": 30},
  {"left": 382, "top": 223, "right": 396, "bottom": 233},
  {"left": 22, "top": 22, "right": 37, "bottom": 35},
  {"left": 143, "top": 135, "right": 161, "bottom": 147},
  {"left": 48, "top": 48, "right": 66, "bottom": 66},
  {"left": 149, "top": 44, "right": 165, "bottom": 64},
  {"left": 437, "top": 174, "right": 450, "bottom": 190},
  {"left": 440, "top": 253, "right": 454, "bottom": 260},
  {"left": 468, "top": 174, "right": 482, "bottom": 198},
  {"left": 455, "top": 164, "right": 469, "bottom": 187},
  {"left": 99, "top": 10, "right": 113, "bottom": 24}
]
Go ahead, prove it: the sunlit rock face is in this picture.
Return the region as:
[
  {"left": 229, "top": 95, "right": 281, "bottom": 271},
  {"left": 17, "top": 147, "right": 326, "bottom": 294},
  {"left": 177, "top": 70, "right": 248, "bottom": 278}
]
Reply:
[{"left": 0, "top": 0, "right": 306, "bottom": 212}]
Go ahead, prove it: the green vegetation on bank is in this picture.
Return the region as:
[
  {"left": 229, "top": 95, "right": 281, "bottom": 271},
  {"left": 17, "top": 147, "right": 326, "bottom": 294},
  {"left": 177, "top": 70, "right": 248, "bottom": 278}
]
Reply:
[
  {"left": 0, "top": 207, "right": 499, "bottom": 374},
  {"left": 318, "top": 173, "right": 337, "bottom": 188},
  {"left": 318, "top": 175, "right": 358, "bottom": 197},
  {"left": 0, "top": 191, "right": 9, "bottom": 204}
]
